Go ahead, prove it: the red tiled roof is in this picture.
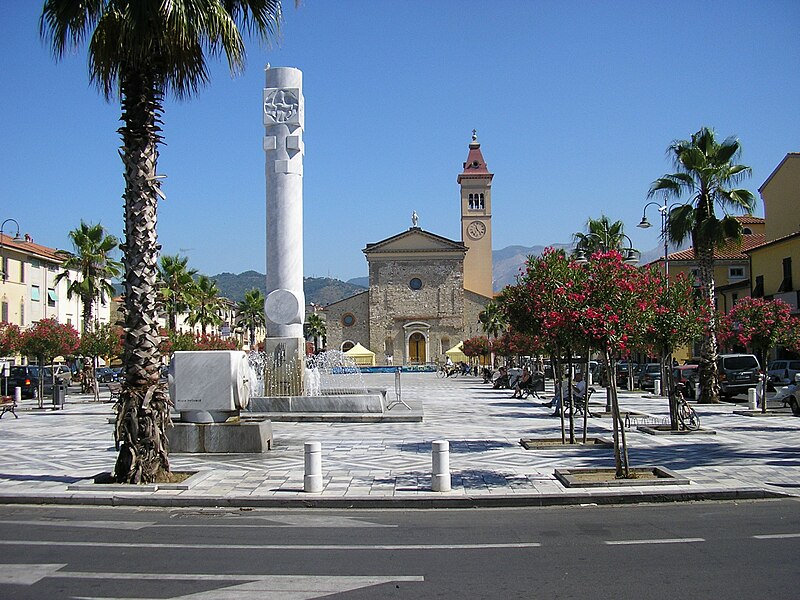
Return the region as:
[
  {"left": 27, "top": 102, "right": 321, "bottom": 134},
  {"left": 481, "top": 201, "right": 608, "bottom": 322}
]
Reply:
[
  {"left": 0, "top": 232, "right": 63, "bottom": 263},
  {"left": 665, "top": 233, "right": 766, "bottom": 262},
  {"left": 457, "top": 132, "right": 493, "bottom": 182},
  {"left": 736, "top": 215, "right": 765, "bottom": 224}
]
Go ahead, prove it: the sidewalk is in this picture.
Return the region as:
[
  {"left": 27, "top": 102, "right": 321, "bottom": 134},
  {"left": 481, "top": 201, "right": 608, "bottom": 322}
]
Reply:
[{"left": 0, "top": 373, "right": 797, "bottom": 508}]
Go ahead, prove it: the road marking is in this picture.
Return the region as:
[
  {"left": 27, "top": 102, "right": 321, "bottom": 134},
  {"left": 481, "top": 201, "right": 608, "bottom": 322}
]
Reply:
[
  {"left": 0, "top": 565, "right": 423, "bottom": 599},
  {"left": 753, "top": 533, "right": 800, "bottom": 539},
  {"left": 0, "top": 516, "right": 394, "bottom": 530},
  {"left": 605, "top": 538, "right": 705, "bottom": 546},
  {"left": 0, "top": 540, "right": 539, "bottom": 550},
  {"left": 0, "top": 520, "right": 152, "bottom": 530}
]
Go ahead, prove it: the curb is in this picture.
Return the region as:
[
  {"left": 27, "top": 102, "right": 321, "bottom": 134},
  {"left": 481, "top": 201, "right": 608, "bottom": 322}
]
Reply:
[{"left": 0, "top": 487, "right": 787, "bottom": 510}]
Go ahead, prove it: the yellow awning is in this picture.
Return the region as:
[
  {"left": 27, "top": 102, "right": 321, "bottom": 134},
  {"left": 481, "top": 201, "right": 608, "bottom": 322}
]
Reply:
[
  {"left": 344, "top": 342, "right": 376, "bottom": 366},
  {"left": 445, "top": 342, "right": 467, "bottom": 363}
]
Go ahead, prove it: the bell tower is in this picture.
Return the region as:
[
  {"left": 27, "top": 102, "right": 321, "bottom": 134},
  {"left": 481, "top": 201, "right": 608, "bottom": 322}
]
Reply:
[{"left": 458, "top": 130, "right": 493, "bottom": 298}]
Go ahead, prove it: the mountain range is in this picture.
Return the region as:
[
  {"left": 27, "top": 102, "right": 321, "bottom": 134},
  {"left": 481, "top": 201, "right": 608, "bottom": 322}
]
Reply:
[{"left": 209, "top": 241, "right": 674, "bottom": 306}]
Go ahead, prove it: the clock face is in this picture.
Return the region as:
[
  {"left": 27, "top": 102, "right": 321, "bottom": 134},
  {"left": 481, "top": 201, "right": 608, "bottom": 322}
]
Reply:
[{"left": 467, "top": 220, "right": 486, "bottom": 240}]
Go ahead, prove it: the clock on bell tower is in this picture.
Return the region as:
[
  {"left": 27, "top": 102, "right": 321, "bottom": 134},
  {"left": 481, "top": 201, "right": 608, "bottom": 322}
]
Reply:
[{"left": 458, "top": 130, "right": 493, "bottom": 298}]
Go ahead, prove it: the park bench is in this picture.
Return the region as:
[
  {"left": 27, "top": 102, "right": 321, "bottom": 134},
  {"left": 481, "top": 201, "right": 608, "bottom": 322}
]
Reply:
[
  {"left": 106, "top": 382, "right": 122, "bottom": 401},
  {"left": 0, "top": 395, "right": 18, "bottom": 419}
]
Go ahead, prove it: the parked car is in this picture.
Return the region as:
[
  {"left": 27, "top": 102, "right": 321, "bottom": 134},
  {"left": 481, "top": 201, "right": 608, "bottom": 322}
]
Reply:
[
  {"left": 768, "top": 360, "right": 800, "bottom": 386},
  {"left": 616, "top": 361, "right": 638, "bottom": 388},
  {"left": 673, "top": 364, "right": 699, "bottom": 399},
  {"left": 717, "top": 353, "right": 761, "bottom": 398},
  {"left": 5, "top": 365, "right": 64, "bottom": 399},
  {"left": 95, "top": 367, "right": 119, "bottom": 383},
  {"left": 637, "top": 363, "right": 662, "bottom": 391}
]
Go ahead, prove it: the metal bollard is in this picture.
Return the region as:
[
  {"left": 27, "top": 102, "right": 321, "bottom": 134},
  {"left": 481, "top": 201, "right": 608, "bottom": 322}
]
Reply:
[
  {"left": 14, "top": 387, "right": 21, "bottom": 404},
  {"left": 653, "top": 380, "right": 661, "bottom": 396},
  {"left": 431, "top": 440, "right": 451, "bottom": 492},
  {"left": 748, "top": 388, "right": 757, "bottom": 410},
  {"left": 695, "top": 383, "right": 701, "bottom": 400},
  {"left": 304, "top": 441, "right": 323, "bottom": 493}
]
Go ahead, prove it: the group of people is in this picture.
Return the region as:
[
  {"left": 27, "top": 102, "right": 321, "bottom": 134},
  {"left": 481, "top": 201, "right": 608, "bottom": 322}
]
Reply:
[{"left": 485, "top": 363, "right": 589, "bottom": 417}]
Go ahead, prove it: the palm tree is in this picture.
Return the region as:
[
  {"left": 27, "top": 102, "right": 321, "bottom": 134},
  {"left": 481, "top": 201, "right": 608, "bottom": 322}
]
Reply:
[
  {"left": 187, "top": 275, "right": 224, "bottom": 335},
  {"left": 479, "top": 300, "right": 506, "bottom": 366},
  {"left": 573, "top": 215, "right": 628, "bottom": 255},
  {"left": 649, "top": 127, "right": 755, "bottom": 403},
  {"left": 304, "top": 312, "right": 327, "bottom": 353},
  {"left": 40, "top": 0, "right": 285, "bottom": 483},
  {"left": 237, "top": 289, "right": 266, "bottom": 349},
  {"left": 55, "top": 221, "right": 122, "bottom": 334},
  {"left": 158, "top": 254, "right": 198, "bottom": 332}
]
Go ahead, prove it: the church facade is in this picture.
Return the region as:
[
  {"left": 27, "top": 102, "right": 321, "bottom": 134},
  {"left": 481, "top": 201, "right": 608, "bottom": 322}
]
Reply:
[{"left": 324, "top": 133, "right": 495, "bottom": 365}]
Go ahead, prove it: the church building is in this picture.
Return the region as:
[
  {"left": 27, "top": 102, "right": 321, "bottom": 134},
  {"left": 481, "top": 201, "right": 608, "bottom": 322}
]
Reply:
[{"left": 324, "top": 132, "right": 495, "bottom": 365}]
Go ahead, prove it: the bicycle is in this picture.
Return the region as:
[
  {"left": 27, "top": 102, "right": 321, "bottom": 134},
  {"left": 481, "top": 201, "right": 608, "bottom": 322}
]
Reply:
[{"left": 675, "top": 388, "right": 700, "bottom": 431}]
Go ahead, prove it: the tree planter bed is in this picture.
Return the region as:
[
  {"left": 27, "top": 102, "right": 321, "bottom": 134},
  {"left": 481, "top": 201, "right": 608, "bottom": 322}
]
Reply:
[{"left": 554, "top": 466, "right": 689, "bottom": 488}]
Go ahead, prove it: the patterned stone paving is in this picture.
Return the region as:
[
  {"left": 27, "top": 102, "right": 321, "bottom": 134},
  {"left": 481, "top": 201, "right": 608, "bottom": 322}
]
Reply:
[{"left": 0, "top": 372, "right": 798, "bottom": 503}]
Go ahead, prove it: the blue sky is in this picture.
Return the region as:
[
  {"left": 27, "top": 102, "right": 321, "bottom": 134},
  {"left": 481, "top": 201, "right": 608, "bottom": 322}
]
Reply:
[{"left": 1, "top": 1, "right": 798, "bottom": 282}]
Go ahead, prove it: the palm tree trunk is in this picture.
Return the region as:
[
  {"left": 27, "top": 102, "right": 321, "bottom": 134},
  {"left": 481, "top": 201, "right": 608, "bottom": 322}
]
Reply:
[
  {"left": 696, "top": 240, "right": 721, "bottom": 403},
  {"left": 113, "top": 71, "right": 171, "bottom": 484}
]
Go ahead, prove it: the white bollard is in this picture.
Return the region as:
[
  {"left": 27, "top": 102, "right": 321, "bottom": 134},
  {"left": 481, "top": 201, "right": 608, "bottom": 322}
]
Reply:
[
  {"left": 304, "top": 441, "right": 323, "bottom": 493},
  {"left": 14, "top": 387, "right": 21, "bottom": 404},
  {"left": 431, "top": 440, "right": 451, "bottom": 492},
  {"left": 748, "top": 388, "right": 757, "bottom": 410},
  {"left": 695, "top": 383, "right": 701, "bottom": 400},
  {"left": 653, "top": 380, "right": 661, "bottom": 396}
]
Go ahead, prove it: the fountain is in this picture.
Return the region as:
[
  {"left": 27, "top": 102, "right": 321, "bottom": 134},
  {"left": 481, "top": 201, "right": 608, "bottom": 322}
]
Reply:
[{"left": 248, "top": 350, "right": 386, "bottom": 414}]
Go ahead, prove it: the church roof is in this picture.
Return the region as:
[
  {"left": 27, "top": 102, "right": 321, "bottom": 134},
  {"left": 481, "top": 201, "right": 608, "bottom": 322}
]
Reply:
[
  {"left": 457, "top": 130, "right": 493, "bottom": 182},
  {"left": 363, "top": 227, "right": 467, "bottom": 255}
]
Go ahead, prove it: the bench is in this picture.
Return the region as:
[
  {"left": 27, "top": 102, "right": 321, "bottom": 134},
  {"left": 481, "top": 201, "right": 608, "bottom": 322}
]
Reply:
[
  {"left": 106, "top": 382, "right": 122, "bottom": 401},
  {"left": 0, "top": 395, "right": 18, "bottom": 419}
]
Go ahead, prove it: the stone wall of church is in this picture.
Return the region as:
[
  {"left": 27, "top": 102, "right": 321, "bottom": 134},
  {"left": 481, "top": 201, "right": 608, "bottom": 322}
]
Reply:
[
  {"left": 323, "top": 291, "right": 370, "bottom": 352},
  {"left": 464, "top": 290, "right": 493, "bottom": 341},
  {"left": 368, "top": 257, "right": 465, "bottom": 365}
]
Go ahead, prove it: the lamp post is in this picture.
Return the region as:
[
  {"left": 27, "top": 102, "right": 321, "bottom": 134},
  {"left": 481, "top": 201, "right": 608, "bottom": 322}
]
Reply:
[
  {"left": 637, "top": 199, "right": 681, "bottom": 281},
  {"left": 0, "top": 218, "right": 22, "bottom": 282},
  {"left": 574, "top": 232, "right": 639, "bottom": 265}
]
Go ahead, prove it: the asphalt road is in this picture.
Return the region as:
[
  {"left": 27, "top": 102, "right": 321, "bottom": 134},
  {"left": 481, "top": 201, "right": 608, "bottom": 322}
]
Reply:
[{"left": 1, "top": 499, "right": 798, "bottom": 599}]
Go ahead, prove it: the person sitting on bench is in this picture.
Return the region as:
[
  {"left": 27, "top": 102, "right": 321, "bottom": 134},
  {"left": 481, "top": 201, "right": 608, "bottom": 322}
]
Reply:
[
  {"left": 511, "top": 366, "right": 532, "bottom": 398},
  {"left": 551, "top": 373, "right": 586, "bottom": 416}
]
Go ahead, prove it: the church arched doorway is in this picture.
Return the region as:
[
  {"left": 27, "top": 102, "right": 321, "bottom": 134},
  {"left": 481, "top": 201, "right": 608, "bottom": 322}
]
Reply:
[{"left": 408, "top": 332, "right": 426, "bottom": 364}]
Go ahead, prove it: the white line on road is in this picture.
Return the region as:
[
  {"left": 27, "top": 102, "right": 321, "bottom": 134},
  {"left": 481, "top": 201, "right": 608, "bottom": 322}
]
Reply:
[
  {"left": 0, "top": 520, "right": 152, "bottom": 530},
  {"left": 0, "top": 540, "right": 540, "bottom": 550},
  {"left": 605, "top": 538, "right": 705, "bottom": 546},
  {"left": 752, "top": 533, "right": 800, "bottom": 539}
]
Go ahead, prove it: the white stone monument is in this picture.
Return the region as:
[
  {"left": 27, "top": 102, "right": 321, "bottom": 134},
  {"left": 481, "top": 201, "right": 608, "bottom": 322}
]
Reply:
[{"left": 263, "top": 66, "right": 306, "bottom": 395}]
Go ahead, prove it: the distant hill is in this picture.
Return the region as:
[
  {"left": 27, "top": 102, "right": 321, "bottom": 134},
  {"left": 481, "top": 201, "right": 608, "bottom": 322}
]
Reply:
[
  {"left": 492, "top": 243, "right": 572, "bottom": 291},
  {"left": 210, "top": 271, "right": 366, "bottom": 306},
  {"left": 120, "top": 240, "right": 676, "bottom": 308}
]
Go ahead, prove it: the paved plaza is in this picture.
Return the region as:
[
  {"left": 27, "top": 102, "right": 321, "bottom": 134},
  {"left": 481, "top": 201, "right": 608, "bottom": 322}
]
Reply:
[{"left": 0, "top": 372, "right": 798, "bottom": 507}]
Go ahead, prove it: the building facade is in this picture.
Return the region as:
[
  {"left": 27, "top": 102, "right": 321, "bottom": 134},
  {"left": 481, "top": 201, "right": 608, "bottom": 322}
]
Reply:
[
  {"left": 324, "top": 134, "right": 494, "bottom": 365},
  {"left": 1, "top": 232, "right": 111, "bottom": 332}
]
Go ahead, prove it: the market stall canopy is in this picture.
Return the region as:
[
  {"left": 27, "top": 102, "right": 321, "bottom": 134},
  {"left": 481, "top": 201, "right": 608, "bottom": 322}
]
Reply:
[
  {"left": 344, "top": 342, "right": 376, "bottom": 366},
  {"left": 445, "top": 342, "right": 467, "bottom": 363}
]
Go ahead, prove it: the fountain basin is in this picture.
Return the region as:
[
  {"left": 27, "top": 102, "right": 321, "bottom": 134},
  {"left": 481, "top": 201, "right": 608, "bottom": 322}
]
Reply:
[{"left": 248, "top": 389, "right": 387, "bottom": 413}]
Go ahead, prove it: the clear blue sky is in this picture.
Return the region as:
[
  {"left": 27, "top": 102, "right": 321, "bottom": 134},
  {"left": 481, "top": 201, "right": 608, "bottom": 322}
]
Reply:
[{"left": 1, "top": 1, "right": 798, "bottom": 282}]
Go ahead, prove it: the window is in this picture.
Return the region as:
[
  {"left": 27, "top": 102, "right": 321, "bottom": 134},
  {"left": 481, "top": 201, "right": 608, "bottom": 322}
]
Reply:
[
  {"left": 1, "top": 301, "right": 7, "bottom": 322},
  {"left": 731, "top": 293, "right": 738, "bottom": 304},
  {"left": 778, "top": 257, "right": 793, "bottom": 292},
  {"left": 409, "top": 277, "right": 423, "bottom": 290},
  {"left": 729, "top": 267, "right": 745, "bottom": 280},
  {"left": 19, "top": 300, "right": 24, "bottom": 326},
  {"left": 31, "top": 285, "right": 40, "bottom": 302},
  {"left": 752, "top": 275, "right": 764, "bottom": 298},
  {"left": 47, "top": 288, "right": 57, "bottom": 307},
  {"left": 342, "top": 313, "right": 355, "bottom": 327},
  {"left": 1, "top": 256, "right": 6, "bottom": 281}
]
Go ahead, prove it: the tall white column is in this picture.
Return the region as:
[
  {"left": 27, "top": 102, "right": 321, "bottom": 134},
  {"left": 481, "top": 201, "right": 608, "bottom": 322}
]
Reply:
[{"left": 263, "top": 66, "right": 305, "bottom": 338}]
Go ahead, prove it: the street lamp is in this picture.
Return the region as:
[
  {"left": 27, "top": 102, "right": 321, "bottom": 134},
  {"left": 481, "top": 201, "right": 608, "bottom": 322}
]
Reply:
[
  {"left": 638, "top": 199, "right": 682, "bottom": 281},
  {"left": 0, "top": 218, "right": 22, "bottom": 282},
  {"left": 574, "top": 232, "right": 639, "bottom": 265}
]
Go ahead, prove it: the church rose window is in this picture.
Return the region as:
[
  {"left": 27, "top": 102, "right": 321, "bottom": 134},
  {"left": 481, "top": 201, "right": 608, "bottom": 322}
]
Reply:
[
  {"left": 409, "top": 278, "right": 423, "bottom": 290},
  {"left": 342, "top": 313, "right": 356, "bottom": 327}
]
